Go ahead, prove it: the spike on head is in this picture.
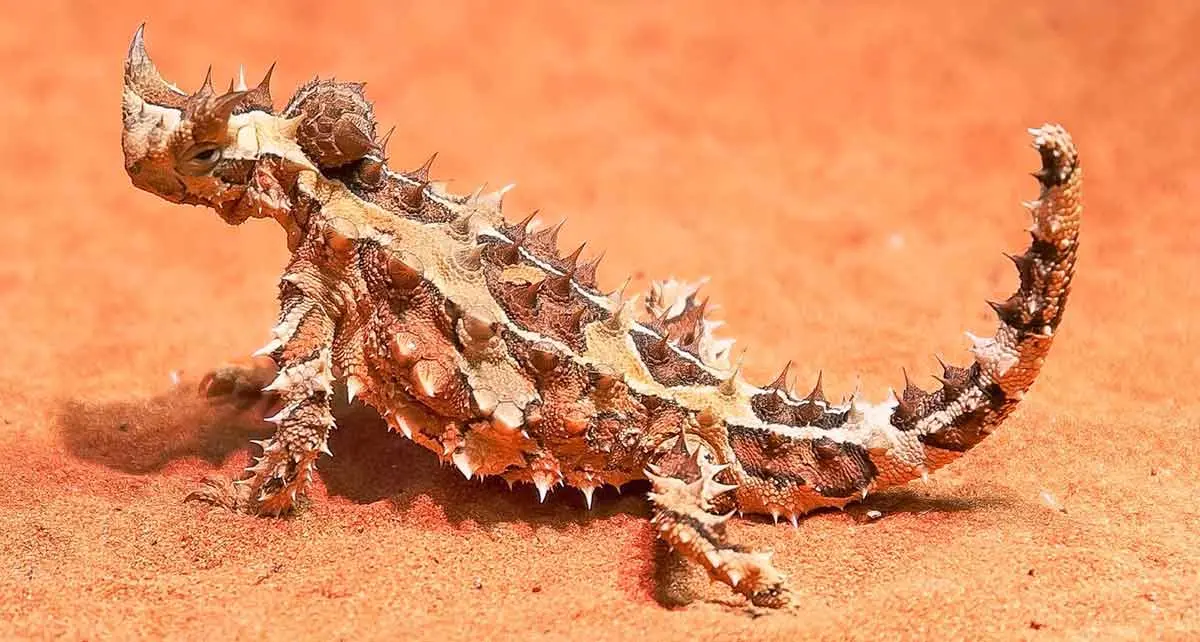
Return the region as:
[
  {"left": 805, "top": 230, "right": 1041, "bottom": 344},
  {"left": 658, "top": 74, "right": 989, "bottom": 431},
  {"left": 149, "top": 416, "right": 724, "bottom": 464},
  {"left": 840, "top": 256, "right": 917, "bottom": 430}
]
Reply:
[
  {"left": 196, "top": 66, "right": 215, "bottom": 98},
  {"left": 231, "top": 65, "right": 248, "bottom": 92},
  {"left": 122, "top": 25, "right": 287, "bottom": 220},
  {"left": 123, "top": 24, "right": 187, "bottom": 110},
  {"left": 233, "top": 63, "right": 276, "bottom": 114}
]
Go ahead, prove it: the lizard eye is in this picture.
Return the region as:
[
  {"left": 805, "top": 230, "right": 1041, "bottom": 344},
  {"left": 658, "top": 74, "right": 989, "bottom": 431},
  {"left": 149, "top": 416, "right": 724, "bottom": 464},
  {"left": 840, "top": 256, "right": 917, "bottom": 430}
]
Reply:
[{"left": 178, "top": 144, "right": 223, "bottom": 176}]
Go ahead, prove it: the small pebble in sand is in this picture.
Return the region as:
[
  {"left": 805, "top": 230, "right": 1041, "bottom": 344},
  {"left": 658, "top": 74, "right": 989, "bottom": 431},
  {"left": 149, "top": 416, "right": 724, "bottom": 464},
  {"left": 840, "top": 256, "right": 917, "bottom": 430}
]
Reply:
[{"left": 866, "top": 510, "right": 883, "bottom": 520}]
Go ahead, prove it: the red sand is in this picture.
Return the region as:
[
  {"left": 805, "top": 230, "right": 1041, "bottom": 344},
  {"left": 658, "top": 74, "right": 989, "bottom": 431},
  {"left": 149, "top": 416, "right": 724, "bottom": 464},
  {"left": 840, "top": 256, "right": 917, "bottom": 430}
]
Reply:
[{"left": 2, "top": 2, "right": 1198, "bottom": 639}]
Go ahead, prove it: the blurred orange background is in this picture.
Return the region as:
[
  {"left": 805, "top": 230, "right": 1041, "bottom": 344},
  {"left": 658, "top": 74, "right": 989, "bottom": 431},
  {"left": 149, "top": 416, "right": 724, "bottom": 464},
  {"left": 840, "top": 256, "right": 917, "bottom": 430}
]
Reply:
[{"left": 1, "top": 1, "right": 1197, "bottom": 639}]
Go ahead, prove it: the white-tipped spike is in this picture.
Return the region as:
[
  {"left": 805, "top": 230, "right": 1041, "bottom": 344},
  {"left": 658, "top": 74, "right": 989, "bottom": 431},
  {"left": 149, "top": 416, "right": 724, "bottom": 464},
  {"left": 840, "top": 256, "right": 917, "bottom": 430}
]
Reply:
[
  {"left": 477, "top": 183, "right": 515, "bottom": 208},
  {"left": 396, "top": 417, "right": 413, "bottom": 439},
  {"left": 534, "top": 478, "right": 551, "bottom": 503},
  {"left": 262, "top": 370, "right": 291, "bottom": 392},
  {"left": 452, "top": 452, "right": 474, "bottom": 480},
  {"left": 345, "top": 375, "right": 363, "bottom": 403},
  {"left": 705, "top": 481, "right": 738, "bottom": 498},
  {"left": 704, "top": 550, "right": 722, "bottom": 568},
  {"left": 415, "top": 368, "right": 438, "bottom": 397},
  {"left": 313, "top": 370, "right": 335, "bottom": 395},
  {"left": 252, "top": 338, "right": 283, "bottom": 357},
  {"left": 965, "top": 331, "right": 995, "bottom": 353},
  {"left": 264, "top": 406, "right": 291, "bottom": 424},
  {"left": 702, "top": 462, "right": 732, "bottom": 477},
  {"left": 861, "top": 487, "right": 869, "bottom": 499},
  {"left": 319, "top": 443, "right": 333, "bottom": 457},
  {"left": 582, "top": 486, "right": 595, "bottom": 509},
  {"left": 608, "top": 277, "right": 633, "bottom": 307},
  {"left": 727, "top": 568, "right": 743, "bottom": 587},
  {"left": 234, "top": 64, "right": 248, "bottom": 92},
  {"left": 491, "top": 402, "right": 524, "bottom": 433},
  {"left": 771, "top": 510, "right": 781, "bottom": 525}
]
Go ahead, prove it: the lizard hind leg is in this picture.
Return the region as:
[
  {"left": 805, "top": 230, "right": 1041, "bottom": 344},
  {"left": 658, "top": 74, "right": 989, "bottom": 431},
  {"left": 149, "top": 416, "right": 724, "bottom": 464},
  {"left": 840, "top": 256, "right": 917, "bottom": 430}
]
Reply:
[{"left": 645, "top": 441, "right": 790, "bottom": 608}]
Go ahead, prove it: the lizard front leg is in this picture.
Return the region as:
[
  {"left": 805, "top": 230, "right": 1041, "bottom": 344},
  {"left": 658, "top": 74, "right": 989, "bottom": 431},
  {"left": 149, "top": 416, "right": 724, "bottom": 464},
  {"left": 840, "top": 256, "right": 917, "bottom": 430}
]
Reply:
[
  {"left": 195, "top": 160, "right": 300, "bottom": 417},
  {"left": 646, "top": 443, "right": 790, "bottom": 608},
  {"left": 188, "top": 275, "right": 338, "bottom": 516}
]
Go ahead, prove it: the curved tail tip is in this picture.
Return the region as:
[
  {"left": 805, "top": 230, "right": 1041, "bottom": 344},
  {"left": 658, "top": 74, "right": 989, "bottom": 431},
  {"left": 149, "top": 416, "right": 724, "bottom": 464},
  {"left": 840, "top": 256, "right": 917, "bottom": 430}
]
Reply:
[{"left": 1028, "top": 124, "right": 1078, "bottom": 188}]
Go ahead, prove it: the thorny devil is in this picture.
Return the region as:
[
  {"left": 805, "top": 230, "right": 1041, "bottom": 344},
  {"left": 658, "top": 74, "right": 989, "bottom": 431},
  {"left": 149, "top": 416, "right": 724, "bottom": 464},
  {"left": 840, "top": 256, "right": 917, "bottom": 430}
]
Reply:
[{"left": 120, "top": 25, "right": 1082, "bottom": 608}]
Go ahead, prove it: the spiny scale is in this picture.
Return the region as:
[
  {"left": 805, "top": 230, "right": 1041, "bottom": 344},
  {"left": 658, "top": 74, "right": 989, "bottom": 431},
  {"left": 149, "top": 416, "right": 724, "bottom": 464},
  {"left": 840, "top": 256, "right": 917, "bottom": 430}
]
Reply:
[{"left": 120, "top": 25, "right": 1083, "bottom": 609}]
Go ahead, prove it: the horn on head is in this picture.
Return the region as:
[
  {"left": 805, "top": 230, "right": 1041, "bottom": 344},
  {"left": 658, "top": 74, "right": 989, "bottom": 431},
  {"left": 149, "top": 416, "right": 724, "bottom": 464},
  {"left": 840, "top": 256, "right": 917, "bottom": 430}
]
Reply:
[{"left": 124, "top": 23, "right": 187, "bottom": 109}]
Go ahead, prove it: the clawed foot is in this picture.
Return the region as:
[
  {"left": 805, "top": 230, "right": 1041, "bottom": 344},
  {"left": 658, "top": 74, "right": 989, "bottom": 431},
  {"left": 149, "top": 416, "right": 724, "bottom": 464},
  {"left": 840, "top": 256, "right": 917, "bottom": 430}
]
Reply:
[
  {"left": 198, "top": 357, "right": 279, "bottom": 413},
  {"left": 184, "top": 473, "right": 305, "bottom": 516},
  {"left": 185, "top": 474, "right": 253, "bottom": 511},
  {"left": 185, "top": 436, "right": 317, "bottom": 517}
]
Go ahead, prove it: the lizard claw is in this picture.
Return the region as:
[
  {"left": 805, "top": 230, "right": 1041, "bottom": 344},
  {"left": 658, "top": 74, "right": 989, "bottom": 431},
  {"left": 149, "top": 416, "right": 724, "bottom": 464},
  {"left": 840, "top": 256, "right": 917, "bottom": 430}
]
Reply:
[
  {"left": 198, "top": 361, "right": 278, "bottom": 411},
  {"left": 748, "top": 584, "right": 792, "bottom": 609},
  {"left": 184, "top": 474, "right": 252, "bottom": 512}
]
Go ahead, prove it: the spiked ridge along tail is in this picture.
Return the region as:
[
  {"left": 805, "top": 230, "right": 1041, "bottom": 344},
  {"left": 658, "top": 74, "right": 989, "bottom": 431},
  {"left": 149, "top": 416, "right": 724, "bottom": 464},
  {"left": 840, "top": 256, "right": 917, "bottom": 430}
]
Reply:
[
  {"left": 722, "top": 125, "right": 1082, "bottom": 524},
  {"left": 889, "top": 124, "right": 1081, "bottom": 457}
]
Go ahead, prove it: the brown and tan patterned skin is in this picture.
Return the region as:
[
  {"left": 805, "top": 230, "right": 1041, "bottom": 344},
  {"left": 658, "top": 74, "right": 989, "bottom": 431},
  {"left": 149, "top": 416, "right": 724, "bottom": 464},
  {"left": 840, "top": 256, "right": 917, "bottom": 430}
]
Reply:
[{"left": 119, "top": 26, "right": 1083, "bottom": 608}]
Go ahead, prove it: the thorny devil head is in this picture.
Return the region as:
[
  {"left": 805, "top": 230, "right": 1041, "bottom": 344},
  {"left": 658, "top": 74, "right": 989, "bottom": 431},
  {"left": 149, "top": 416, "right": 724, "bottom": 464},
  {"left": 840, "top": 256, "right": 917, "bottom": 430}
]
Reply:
[{"left": 120, "top": 25, "right": 1083, "bottom": 609}]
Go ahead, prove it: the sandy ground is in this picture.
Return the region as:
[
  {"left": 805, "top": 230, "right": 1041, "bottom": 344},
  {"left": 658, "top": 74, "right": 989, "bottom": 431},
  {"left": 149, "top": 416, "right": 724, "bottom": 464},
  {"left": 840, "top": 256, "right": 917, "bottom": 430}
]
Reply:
[{"left": 2, "top": 1, "right": 1198, "bottom": 640}]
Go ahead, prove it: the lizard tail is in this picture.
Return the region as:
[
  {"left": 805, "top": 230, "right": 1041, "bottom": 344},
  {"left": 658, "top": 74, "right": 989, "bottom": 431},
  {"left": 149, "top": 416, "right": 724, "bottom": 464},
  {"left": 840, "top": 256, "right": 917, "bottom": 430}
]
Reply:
[
  {"left": 876, "top": 123, "right": 1082, "bottom": 476},
  {"left": 725, "top": 124, "right": 1082, "bottom": 520}
]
